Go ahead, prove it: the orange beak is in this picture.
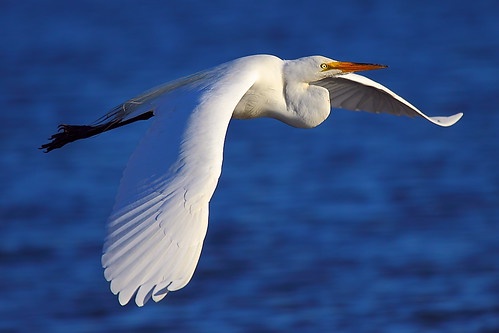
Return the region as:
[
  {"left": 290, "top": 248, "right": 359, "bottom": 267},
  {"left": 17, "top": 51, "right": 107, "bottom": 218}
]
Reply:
[{"left": 324, "top": 61, "right": 388, "bottom": 73}]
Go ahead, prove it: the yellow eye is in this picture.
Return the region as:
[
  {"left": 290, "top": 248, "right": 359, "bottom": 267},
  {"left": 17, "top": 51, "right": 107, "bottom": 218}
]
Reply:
[{"left": 320, "top": 63, "right": 328, "bottom": 70}]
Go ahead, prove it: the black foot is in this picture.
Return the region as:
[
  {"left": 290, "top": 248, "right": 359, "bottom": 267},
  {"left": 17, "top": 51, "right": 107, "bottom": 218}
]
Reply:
[{"left": 40, "top": 124, "right": 96, "bottom": 152}]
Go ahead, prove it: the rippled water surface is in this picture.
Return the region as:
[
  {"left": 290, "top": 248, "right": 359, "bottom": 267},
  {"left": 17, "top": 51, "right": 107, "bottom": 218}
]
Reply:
[{"left": 1, "top": 0, "right": 498, "bottom": 332}]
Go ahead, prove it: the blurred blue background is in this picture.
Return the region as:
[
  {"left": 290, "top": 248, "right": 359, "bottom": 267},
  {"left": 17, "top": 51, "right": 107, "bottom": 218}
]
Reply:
[{"left": 1, "top": 0, "right": 498, "bottom": 332}]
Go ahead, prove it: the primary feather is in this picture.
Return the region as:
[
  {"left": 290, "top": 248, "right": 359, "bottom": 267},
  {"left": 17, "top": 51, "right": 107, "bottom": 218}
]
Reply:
[{"left": 102, "top": 59, "right": 258, "bottom": 306}]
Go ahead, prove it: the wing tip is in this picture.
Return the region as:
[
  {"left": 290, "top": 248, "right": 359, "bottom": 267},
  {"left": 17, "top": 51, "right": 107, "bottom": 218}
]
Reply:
[
  {"left": 114, "top": 287, "right": 169, "bottom": 307},
  {"left": 428, "top": 112, "right": 463, "bottom": 127}
]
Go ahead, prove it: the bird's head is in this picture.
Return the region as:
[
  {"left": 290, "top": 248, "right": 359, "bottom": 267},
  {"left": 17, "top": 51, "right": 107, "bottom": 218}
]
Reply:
[{"left": 285, "top": 56, "right": 387, "bottom": 83}]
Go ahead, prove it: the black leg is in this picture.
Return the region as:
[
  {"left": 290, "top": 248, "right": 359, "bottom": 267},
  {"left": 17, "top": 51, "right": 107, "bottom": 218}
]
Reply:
[{"left": 40, "top": 110, "right": 154, "bottom": 152}]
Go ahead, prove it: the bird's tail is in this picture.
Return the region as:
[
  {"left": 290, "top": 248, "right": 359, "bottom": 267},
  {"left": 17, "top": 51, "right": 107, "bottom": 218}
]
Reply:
[{"left": 40, "top": 69, "right": 211, "bottom": 153}]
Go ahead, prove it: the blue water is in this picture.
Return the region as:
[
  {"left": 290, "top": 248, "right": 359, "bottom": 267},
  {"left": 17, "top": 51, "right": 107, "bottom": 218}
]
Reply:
[{"left": 1, "top": 0, "right": 498, "bottom": 332}]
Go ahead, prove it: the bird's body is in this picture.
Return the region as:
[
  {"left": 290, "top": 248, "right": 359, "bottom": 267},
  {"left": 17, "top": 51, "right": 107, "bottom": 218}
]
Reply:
[{"left": 42, "top": 54, "right": 462, "bottom": 306}]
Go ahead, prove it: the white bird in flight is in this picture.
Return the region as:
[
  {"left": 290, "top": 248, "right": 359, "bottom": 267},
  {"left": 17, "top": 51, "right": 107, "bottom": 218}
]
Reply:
[{"left": 42, "top": 54, "right": 462, "bottom": 306}]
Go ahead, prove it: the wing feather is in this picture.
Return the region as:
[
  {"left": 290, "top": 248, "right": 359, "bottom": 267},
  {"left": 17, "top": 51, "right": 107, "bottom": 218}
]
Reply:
[
  {"left": 102, "top": 62, "right": 258, "bottom": 306},
  {"left": 312, "top": 73, "right": 463, "bottom": 126}
]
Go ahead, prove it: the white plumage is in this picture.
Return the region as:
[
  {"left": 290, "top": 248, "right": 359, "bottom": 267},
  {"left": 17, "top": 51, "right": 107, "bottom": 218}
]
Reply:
[{"left": 42, "top": 55, "right": 462, "bottom": 306}]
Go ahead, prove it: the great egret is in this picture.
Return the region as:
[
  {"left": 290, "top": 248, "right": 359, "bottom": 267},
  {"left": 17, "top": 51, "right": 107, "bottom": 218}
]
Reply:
[{"left": 41, "top": 55, "right": 462, "bottom": 306}]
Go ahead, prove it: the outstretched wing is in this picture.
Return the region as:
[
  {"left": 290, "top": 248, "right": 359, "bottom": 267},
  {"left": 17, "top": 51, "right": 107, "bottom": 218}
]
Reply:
[
  {"left": 102, "top": 63, "right": 257, "bottom": 306},
  {"left": 312, "top": 73, "right": 463, "bottom": 127}
]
